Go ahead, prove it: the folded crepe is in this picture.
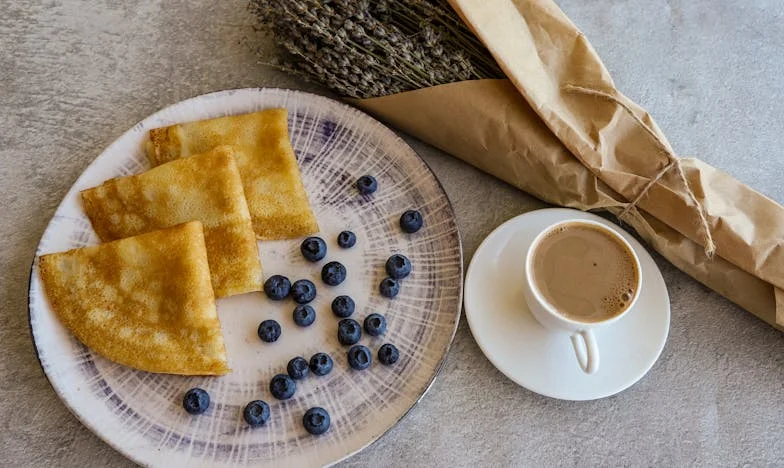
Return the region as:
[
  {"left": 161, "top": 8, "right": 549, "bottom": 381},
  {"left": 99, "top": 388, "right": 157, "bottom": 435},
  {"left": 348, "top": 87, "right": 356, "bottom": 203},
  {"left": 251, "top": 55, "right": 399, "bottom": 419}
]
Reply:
[
  {"left": 81, "top": 146, "right": 262, "bottom": 298},
  {"left": 146, "top": 108, "right": 319, "bottom": 240},
  {"left": 38, "top": 222, "right": 229, "bottom": 375}
]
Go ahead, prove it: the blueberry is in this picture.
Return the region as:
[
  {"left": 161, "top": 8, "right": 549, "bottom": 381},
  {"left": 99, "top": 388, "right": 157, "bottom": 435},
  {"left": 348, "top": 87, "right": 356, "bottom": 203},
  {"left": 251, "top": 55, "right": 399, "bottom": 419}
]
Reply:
[
  {"left": 301, "top": 237, "right": 327, "bottom": 262},
  {"left": 378, "top": 343, "right": 400, "bottom": 365},
  {"left": 399, "top": 210, "right": 423, "bottom": 233},
  {"left": 331, "top": 295, "right": 355, "bottom": 318},
  {"left": 337, "top": 230, "right": 356, "bottom": 248},
  {"left": 287, "top": 356, "right": 310, "bottom": 380},
  {"left": 291, "top": 279, "right": 317, "bottom": 304},
  {"left": 303, "top": 407, "right": 331, "bottom": 435},
  {"left": 337, "top": 318, "right": 361, "bottom": 345},
  {"left": 243, "top": 400, "right": 270, "bottom": 427},
  {"left": 321, "top": 261, "right": 347, "bottom": 286},
  {"left": 258, "top": 320, "right": 281, "bottom": 343},
  {"left": 263, "top": 274, "right": 291, "bottom": 300},
  {"left": 356, "top": 175, "right": 377, "bottom": 195},
  {"left": 293, "top": 304, "right": 316, "bottom": 327},
  {"left": 385, "top": 254, "right": 412, "bottom": 279},
  {"left": 269, "top": 374, "right": 296, "bottom": 400},
  {"left": 379, "top": 277, "right": 400, "bottom": 298},
  {"left": 364, "top": 313, "right": 387, "bottom": 336},
  {"left": 347, "top": 345, "right": 372, "bottom": 370},
  {"left": 182, "top": 388, "right": 210, "bottom": 415},
  {"left": 309, "top": 352, "right": 333, "bottom": 376}
]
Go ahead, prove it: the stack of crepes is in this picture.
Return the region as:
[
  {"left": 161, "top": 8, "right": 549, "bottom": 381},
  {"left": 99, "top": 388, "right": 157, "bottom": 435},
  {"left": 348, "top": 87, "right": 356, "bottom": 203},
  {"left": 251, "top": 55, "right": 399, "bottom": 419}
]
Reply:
[
  {"left": 38, "top": 108, "right": 318, "bottom": 374},
  {"left": 352, "top": 0, "right": 784, "bottom": 332}
]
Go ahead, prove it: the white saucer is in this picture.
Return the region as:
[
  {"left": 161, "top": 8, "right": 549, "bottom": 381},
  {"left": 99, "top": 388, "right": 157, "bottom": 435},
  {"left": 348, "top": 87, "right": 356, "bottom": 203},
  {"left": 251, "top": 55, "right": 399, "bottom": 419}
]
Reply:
[{"left": 464, "top": 208, "right": 670, "bottom": 401}]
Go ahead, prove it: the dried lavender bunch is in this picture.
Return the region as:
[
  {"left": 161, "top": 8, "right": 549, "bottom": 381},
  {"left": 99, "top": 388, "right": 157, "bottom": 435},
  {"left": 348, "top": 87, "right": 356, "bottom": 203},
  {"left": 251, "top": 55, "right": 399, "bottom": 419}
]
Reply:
[{"left": 250, "top": 0, "right": 504, "bottom": 98}]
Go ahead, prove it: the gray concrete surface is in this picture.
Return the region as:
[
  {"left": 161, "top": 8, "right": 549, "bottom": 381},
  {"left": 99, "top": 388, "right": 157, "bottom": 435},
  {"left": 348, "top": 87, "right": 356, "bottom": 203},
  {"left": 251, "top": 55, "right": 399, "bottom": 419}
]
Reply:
[{"left": 2, "top": 1, "right": 783, "bottom": 466}]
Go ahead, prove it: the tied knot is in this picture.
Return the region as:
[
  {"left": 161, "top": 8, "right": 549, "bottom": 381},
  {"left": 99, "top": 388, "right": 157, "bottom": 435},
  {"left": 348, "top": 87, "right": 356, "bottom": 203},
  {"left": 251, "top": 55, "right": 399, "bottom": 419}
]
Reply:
[{"left": 562, "top": 84, "right": 715, "bottom": 257}]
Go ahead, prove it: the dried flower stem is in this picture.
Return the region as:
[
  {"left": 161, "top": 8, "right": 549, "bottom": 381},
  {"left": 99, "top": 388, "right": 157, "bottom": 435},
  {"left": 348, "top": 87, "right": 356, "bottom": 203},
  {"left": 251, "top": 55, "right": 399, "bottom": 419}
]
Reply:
[{"left": 250, "top": 0, "right": 504, "bottom": 98}]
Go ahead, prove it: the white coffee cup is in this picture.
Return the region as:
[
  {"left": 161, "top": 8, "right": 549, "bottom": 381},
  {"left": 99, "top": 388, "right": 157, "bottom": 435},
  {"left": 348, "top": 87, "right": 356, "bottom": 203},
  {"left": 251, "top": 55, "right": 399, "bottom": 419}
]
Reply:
[{"left": 522, "top": 219, "right": 642, "bottom": 374}]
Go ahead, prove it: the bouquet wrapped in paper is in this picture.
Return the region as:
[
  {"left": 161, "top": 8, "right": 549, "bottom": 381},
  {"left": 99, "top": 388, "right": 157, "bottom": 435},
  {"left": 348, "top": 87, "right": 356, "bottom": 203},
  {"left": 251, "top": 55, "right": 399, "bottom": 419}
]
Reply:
[{"left": 253, "top": 0, "right": 784, "bottom": 331}]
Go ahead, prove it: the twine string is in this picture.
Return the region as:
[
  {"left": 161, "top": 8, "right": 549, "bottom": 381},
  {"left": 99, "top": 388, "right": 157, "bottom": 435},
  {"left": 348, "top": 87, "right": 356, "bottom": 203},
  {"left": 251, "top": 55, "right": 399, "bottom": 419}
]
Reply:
[{"left": 563, "top": 84, "right": 715, "bottom": 257}]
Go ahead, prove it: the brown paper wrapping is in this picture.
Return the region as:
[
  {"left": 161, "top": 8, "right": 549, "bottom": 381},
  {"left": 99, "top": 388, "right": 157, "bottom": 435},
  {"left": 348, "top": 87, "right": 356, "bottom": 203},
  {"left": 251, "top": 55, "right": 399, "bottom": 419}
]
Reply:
[{"left": 349, "top": 0, "right": 784, "bottom": 331}]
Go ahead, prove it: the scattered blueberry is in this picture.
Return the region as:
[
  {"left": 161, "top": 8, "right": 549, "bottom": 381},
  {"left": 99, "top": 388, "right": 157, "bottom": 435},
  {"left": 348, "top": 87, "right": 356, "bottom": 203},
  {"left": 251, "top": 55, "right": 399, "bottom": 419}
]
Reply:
[
  {"left": 287, "top": 356, "right": 310, "bottom": 380},
  {"left": 293, "top": 304, "right": 316, "bottom": 327},
  {"left": 303, "top": 407, "right": 331, "bottom": 435},
  {"left": 337, "top": 230, "right": 356, "bottom": 248},
  {"left": 400, "top": 210, "right": 423, "bottom": 233},
  {"left": 378, "top": 344, "right": 400, "bottom": 365},
  {"left": 309, "top": 352, "right": 334, "bottom": 376},
  {"left": 258, "top": 320, "right": 282, "bottom": 343},
  {"left": 263, "top": 274, "right": 291, "bottom": 300},
  {"left": 301, "top": 237, "right": 327, "bottom": 262},
  {"left": 291, "top": 279, "right": 317, "bottom": 304},
  {"left": 269, "top": 374, "right": 297, "bottom": 400},
  {"left": 243, "top": 400, "right": 271, "bottom": 427},
  {"left": 182, "top": 388, "right": 210, "bottom": 415},
  {"left": 337, "top": 318, "right": 362, "bottom": 346},
  {"left": 379, "top": 277, "right": 400, "bottom": 298},
  {"left": 356, "top": 175, "right": 378, "bottom": 195},
  {"left": 331, "top": 295, "right": 355, "bottom": 318},
  {"left": 321, "top": 261, "right": 347, "bottom": 286},
  {"left": 385, "top": 254, "right": 412, "bottom": 279},
  {"left": 364, "top": 313, "right": 387, "bottom": 336},
  {"left": 347, "top": 345, "right": 372, "bottom": 370}
]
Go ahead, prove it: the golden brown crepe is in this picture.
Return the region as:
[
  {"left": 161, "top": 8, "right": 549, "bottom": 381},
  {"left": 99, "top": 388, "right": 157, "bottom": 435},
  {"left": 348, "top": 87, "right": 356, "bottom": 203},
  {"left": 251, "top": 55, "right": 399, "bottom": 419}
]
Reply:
[
  {"left": 146, "top": 108, "right": 319, "bottom": 239},
  {"left": 81, "top": 146, "right": 262, "bottom": 298},
  {"left": 38, "top": 222, "right": 229, "bottom": 375}
]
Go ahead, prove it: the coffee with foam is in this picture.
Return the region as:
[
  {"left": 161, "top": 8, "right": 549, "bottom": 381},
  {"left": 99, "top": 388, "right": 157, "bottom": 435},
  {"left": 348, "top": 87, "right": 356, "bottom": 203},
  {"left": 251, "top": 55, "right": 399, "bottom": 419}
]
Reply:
[{"left": 531, "top": 222, "right": 639, "bottom": 323}]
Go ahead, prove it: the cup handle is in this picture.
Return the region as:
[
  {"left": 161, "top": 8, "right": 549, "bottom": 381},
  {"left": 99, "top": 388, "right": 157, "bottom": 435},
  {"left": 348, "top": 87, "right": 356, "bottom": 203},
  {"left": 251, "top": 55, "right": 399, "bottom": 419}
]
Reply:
[{"left": 570, "top": 330, "right": 599, "bottom": 374}]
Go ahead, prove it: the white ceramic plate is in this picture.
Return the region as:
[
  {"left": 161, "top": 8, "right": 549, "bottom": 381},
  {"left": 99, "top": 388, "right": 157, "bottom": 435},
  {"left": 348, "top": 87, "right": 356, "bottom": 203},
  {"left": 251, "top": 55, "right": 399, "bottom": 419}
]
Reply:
[
  {"left": 28, "top": 89, "right": 462, "bottom": 467},
  {"left": 464, "top": 208, "right": 669, "bottom": 401}
]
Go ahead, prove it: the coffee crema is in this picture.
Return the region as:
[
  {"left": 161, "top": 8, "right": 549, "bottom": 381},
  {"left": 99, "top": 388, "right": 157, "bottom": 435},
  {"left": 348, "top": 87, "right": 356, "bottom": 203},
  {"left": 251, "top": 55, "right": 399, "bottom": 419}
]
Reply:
[{"left": 530, "top": 222, "right": 639, "bottom": 323}]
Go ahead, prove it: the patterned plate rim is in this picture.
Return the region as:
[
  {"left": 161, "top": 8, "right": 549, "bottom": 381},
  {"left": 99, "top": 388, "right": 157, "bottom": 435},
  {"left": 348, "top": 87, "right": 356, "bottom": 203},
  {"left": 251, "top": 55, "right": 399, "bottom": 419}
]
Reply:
[{"left": 27, "top": 88, "right": 463, "bottom": 467}]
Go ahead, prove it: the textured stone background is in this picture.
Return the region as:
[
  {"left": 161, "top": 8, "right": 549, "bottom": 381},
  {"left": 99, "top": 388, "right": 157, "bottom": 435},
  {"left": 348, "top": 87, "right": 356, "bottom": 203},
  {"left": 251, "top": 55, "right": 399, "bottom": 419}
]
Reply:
[{"left": 2, "top": 1, "right": 783, "bottom": 466}]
